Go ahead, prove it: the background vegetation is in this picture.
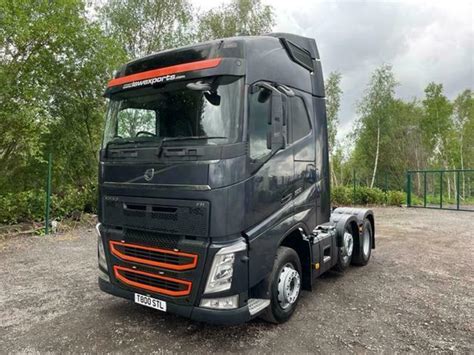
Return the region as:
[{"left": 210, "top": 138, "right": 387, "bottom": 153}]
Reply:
[{"left": 0, "top": 0, "right": 472, "bottom": 224}]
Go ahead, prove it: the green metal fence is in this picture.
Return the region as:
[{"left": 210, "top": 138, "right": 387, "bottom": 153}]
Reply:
[
  {"left": 44, "top": 153, "right": 53, "bottom": 234},
  {"left": 406, "top": 169, "right": 474, "bottom": 211}
]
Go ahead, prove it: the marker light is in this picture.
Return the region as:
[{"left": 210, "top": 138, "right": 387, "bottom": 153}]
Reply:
[{"left": 96, "top": 223, "right": 108, "bottom": 271}]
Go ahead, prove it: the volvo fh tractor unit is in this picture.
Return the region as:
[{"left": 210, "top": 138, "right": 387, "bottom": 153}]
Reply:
[{"left": 97, "top": 33, "right": 375, "bottom": 324}]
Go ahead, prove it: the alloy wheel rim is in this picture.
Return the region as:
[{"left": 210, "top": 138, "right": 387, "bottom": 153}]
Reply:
[
  {"left": 362, "top": 225, "right": 371, "bottom": 257},
  {"left": 277, "top": 263, "right": 301, "bottom": 310},
  {"left": 341, "top": 230, "right": 353, "bottom": 263}
]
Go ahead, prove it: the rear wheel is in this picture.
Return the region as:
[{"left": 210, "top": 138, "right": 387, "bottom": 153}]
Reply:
[
  {"left": 334, "top": 226, "right": 354, "bottom": 271},
  {"left": 352, "top": 220, "right": 372, "bottom": 266},
  {"left": 260, "top": 247, "right": 302, "bottom": 324}
]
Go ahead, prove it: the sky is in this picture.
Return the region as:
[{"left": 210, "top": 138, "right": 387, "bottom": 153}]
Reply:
[{"left": 193, "top": 0, "right": 474, "bottom": 139}]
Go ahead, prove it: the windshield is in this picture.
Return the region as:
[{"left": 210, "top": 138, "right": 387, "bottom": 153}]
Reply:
[{"left": 103, "top": 76, "right": 243, "bottom": 147}]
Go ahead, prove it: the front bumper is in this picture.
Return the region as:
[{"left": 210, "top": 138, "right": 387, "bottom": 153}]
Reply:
[{"left": 99, "top": 277, "right": 252, "bottom": 325}]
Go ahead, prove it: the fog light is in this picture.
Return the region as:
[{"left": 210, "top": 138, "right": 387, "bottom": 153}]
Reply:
[{"left": 200, "top": 295, "right": 239, "bottom": 310}]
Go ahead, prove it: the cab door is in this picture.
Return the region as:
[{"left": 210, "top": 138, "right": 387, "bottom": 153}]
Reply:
[
  {"left": 245, "top": 83, "right": 296, "bottom": 286},
  {"left": 289, "top": 92, "right": 317, "bottom": 231},
  {"left": 246, "top": 83, "right": 294, "bottom": 228}
]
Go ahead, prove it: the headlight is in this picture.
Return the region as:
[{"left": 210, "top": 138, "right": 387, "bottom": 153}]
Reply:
[
  {"left": 96, "top": 223, "right": 108, "bottom": 271},
  {"left": 204, "top": 240, "right": 246, "bottom": 294},
  {"left": 200, "top": 295, "right": 239, "bottom": 310}
]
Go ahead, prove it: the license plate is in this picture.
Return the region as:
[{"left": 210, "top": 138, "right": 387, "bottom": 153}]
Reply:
[{"left": 134, "top": 293, "right": 167, "bottom": 312}]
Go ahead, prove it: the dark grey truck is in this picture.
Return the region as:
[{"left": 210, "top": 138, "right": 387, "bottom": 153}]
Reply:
[{"left": 96, "top": 33, "right": 375, "bottom": 324}]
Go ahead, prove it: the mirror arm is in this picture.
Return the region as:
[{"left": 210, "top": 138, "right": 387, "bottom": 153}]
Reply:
[
  {"left": 254, "top": 82, "right": 295, "bottom": 97},
  {"left": 255, "top": 82, "right": 280, "bottom": 94},
  {"left": 277, "top": 85, "right": 295, "bottom": 97}
]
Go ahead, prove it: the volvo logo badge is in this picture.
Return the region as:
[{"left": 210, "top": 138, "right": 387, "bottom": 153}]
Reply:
[{"left": 144, "top": 168, "right": 155, "bottom": 182}]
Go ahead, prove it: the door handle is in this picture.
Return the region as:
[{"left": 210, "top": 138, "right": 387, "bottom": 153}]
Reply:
[{"left": 281, "top": 193, "right": 293, "bottom": 204}]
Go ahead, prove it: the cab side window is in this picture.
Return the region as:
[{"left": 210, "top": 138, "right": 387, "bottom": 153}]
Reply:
[
  {"left": 248, "top": 87, "right": 272, "bottom": 160},
  {"left": 291, "top": 96, "right": 311, "bottom": 142}
]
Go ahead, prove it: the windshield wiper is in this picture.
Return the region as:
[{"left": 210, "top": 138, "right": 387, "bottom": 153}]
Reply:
[
  {"left": 157, "top": 136, "right": 227, "bottom": 157},
  {"left": 162, "top": 136, "right": 227, "bottom": 142},
  {"left": 106, "top": 137, "right": 157, "bottom": 151},
  {"left": 105, "top": 137, "right": 137, "bottom": 149},
  {"left": 108, "top": 138, "right": 134, "bottom": 145}
]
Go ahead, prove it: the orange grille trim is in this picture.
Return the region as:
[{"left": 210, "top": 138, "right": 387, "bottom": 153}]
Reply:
[
  {"left": 113, "top": 265, "right": 192, "bottom": 297},
  {"left": 109, "top": 240, "right": 198, "bottom": 271}
]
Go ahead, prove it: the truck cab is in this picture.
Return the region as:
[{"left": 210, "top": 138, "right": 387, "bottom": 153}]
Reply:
[{"left": 97, "top": 33, "right": 375, "bottom": 324}]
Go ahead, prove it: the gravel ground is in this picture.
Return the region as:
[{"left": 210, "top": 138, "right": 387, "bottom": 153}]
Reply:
[{"left": 0, "top": 207, "right": 473, "bottom": 353}]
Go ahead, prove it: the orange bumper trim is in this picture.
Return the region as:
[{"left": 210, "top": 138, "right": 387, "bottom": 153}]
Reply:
[{"left": 113, "top": 265, "right": 192, "bottom": 297}]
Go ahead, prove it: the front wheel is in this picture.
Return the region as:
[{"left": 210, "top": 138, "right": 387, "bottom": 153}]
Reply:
[{"left": 260, "top": 247, "right": 302, "bottom": 324}]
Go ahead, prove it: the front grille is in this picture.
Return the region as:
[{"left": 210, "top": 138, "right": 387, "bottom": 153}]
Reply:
[
  {"left": 110, "top": 240, "right": 198, "bottom": 271},
  {"left": 113, "top": 265, "right": 192, "bottom": 296},
  {"left": 124, "top": 210, "right": 144, "bottom": 218},
  {"left": 124, "top": 229, "right": 179, "bottom": 249},
  {"left": 103, "top": 197, "right": 210, "bottom": 237}
]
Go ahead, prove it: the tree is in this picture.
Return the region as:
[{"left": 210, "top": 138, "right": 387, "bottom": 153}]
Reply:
[
  {"left": 383, "top": 99, "right": 425, "bottom": 190},
  {"left": 0, "top": 0, "right": 126, "bottom": 193},
  {"left": 99, "top": 0, "right": 275, "bottom": 60},
  {"left": 452, "top": 89, "right": 474, "bottom": 196},
  {"left": 325, "top": 71, "right": 343, "bottom": 186},
  {"left": 354, "top": 64, "right": 397, "bottom": 188},
  {"left": 325, "top": 72, "right": 342, "bottom": 155},
  {"left": 99, "top": 0, "right": 195, "bottom": 59},
  {"left": 0, "top": 0, "right": 277, "bottom": 222},
  {"left": 453, "top": 90, "right": 473, "bottom": 168},
  {"left": 331, "top": 141, "right": 354, "bottom": 187},
  {"left": 421, "top": 83, "right": 453, "bottom": 168},
  {"left": 197, "top": 0, "right": 274, "bottom": 41}
]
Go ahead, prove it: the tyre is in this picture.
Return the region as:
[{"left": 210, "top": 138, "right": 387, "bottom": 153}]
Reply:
[
  {"left": 351, "top": 219, "right": 372, "bottom": 266},
  {"left": 260, "top": 247, "right": 302, "bottom": 324},
  {"left": 334, "top": 225, "right": 354, "bottom": 272}
]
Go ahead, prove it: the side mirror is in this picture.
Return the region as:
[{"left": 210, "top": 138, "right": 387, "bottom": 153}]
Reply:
[
  {"left": 204, "top": 91, "right": 221, "bottom": 106},
  {"left": 186, "top": 81, "right": 212, "bottom": 91},
  {"left": 266, "top": 90, "right": 286, "bottom": 151}
]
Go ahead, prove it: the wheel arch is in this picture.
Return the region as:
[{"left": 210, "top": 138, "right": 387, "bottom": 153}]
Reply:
[
  {"left": 331, "top": 207, "right": 374, "bottom": 248},
  {"left": 366, "top": 212, "right": 375, "bottom": 249},
  {"left": 331, "top": 213, "right": 360, "bottom": 247},
  {"left": 278, "top": 223, "right": 312, "bottom": 290}
]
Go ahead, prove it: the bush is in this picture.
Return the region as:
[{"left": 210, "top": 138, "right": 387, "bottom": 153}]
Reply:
[
  {"left": 52, "top": 185, "right": 97, "bottom": 218},
  {"left": 331, "top": 186, "right": 352, "bottom": 206},
  {"left": 354, "top": 186, "right": 385, "bottom": 205},
  {"left": 387, "top": 190, "right": 405, "bottom": 206},
  {"left": 331, "top": 185, "right": 407, "bottom": 206},
  {"left": 0, "top": 190, "right": 46, "bottom": 224},
  {"left": 0, "top": 184, "right": 97, "bottom": 224}
]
